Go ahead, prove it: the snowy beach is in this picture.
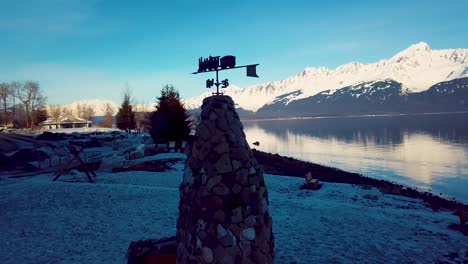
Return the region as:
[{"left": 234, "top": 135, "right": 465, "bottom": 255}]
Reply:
[
  {"left": 1, "top": 152, "right": 467, "bottom": 263},
  {"left": 0, "top": 128, "right": 467, "bottom": 263}
]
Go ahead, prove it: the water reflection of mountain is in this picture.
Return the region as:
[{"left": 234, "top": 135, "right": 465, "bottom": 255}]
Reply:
[{"left": 243, "top": 113, "right": 468, "bottom": 146}]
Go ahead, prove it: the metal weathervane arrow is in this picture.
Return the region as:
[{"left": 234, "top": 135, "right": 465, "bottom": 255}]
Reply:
[{"left": 192, "top": 55, "right": 259, "bottom": 95}]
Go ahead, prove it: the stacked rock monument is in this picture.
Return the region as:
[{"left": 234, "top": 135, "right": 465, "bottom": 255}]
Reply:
[{"left": 176, "top": 95, "right": 274, "bottom": 263}]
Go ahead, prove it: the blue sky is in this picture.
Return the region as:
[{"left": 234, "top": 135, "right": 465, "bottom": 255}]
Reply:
[{"left": 1, "top": 0, "right": 467, "bottom": 105}]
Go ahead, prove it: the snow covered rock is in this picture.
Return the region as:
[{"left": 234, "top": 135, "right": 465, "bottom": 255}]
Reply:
[
  {"left": 177, "top": 95, "right": 274, "bottom": 263},
  {"left": 130, "top": 145, "right": 145, "bottom": 160}
]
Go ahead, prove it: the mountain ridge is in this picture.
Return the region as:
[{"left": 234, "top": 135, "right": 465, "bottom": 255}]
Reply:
[
  {"left": 184, "top": 41, "right": 468, "bottom": 111},
  {"left": 55, "top": 99, "right": 154, "bottom": 116},
  {"left": 54, "top": 76, "right": 468, "bottom": 118},
  {"left": 255, "top": 77, "right": 468, "bottom": 117},
  {"left": 56, "top": 42, "right": 468, "bottom": 116}
]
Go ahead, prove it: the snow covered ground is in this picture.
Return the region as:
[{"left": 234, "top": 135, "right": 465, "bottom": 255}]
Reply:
[{"left": 1, "top": 153, "right": 466, "bottom": 264}]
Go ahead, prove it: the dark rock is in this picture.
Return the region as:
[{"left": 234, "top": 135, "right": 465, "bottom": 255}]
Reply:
[
  {"left": 203, "top": 235, "right": 218, "bottom": 249},
  {"left": 202, "top": 247, "right": 214, "bottom": 263},
  {"left": 22, "top": 163, "right": 38, "bottom": 171},
  {"left": 112, "top": 158, "right": 180, "bottom": 173},
  {"left": 0, "top": 153, "right": 12, "bottom": 170},
  {"left": 127, "top": 236, "right": 176, "bottom": 264},
  {"left": 245, "top": 215, "right": 256, "bottom": 227},
  {"left": 363, "top": 194, "right": 379, "bottom": 201},
  {"left": 235, "top": 255, "right": 242, "bottom": 264},
  {"left": 213, "top": 184, "right": 230, "bottom": 196},
  {"left": 232, "top": 184, "right": 243, "bottom": 194},
  {"left": 36, "top": 132, "right": 68, "bottom": 141},
  {"left": 214, "top": 210, "right": 225, "bottom": 223},
  {"left": 219, "top": 231, "right": 235, "bottom": 247},
  {"left": 447, "top": 252, "right": 458, "bottom": 259},
  {"left": 203, "top": 195, "right": 223, "bottom": 209},
  {"left": 69, "top": 139, "right": 102, "bottom": 148},
  {"left": 231, "top": 207, "right": 243, "bottom": 224},
  {"left": 9, "top": 149, "right": 49, "bottom": 165},
  {"left": 197, "top": 230, "right": 207, "bottom": 241},
  {"left": 144, "top": 146, "right": 165, "bottom": 156},
  {"left": 223, "top": 173, "right": 238, "bottom": 189}
]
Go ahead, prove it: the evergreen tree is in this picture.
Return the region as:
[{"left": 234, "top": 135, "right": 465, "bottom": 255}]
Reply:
[
  {"left": 115, "top": 89, "right": 135, "bottom": 132},
  {"left": 148, "top": 85, "right": 191, "bottom": 143}
]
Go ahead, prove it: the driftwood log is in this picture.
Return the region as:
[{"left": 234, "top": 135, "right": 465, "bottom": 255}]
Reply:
[{"left": 127, "top": 236, "right": 177, "bottom": 264}]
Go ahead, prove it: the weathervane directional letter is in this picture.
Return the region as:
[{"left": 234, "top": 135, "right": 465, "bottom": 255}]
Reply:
[
  {"left": 206, "top": 79, "right": 214, "bottom": 88},
  {"left": 221, "top": 79, "right": 229, "bottom": 88}
]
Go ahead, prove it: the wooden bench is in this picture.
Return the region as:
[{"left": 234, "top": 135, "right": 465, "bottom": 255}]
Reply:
[
  {"left": 305, "top": 172, "right": 321, "bottom": 190},
  {"left": 455, "top": 208, "right": 468, "bottom": 228}
]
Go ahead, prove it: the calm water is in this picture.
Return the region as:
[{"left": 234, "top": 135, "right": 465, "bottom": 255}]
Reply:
[{"left": 242, "top": 113, "right": 468, "bottom": 203}]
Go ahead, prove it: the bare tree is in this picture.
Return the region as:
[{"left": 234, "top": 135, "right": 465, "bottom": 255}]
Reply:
[
  {"left": 16, "top": 81, "right": 46, "bottom": 128},
  {"left": 133, "top": 100, "right": 144, "bottom": 131},
  {"left": 75, "top": 103, "right": 84, "bottom": 118},
  {"left": 0, "top": 82, "right": 10, "bottom": 126},
  {"left": 16, "top": 81, "right": 36, "bottom": 128},
  {"left": 83, "top": 105, "right": 95, "bottom": 122},
  {"left": 14, "top": 104, "right": 27, "bottom": 128},
  {"left": 101, "top": 102, "right": 114, "bottom": 128},
  {"left": 62, "top": 106, "right": 73, "bottom": 117},
  {"left": 48, "top": 105, "right": 63, "bottom": 120},
  {"left": 75, "top": 103, "right": 95, "bottom": 122},
  {"left": 9, "top": 81, "right": 21, "bottom": 122},
  {"left": 30, "top": 87, "right": 47, "bottom": 128}
]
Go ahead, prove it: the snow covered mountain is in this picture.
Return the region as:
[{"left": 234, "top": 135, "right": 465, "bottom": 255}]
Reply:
[
  {"left": 257, "top": 77, "right": 468, "bottom": 117},
  {"left": 59, "top": 42, "right": 467, "bottom": 117},
  {"left": 62, "top": 99, "right": 119, "bottom": 116},
  {"left": 60, "top": 99, "right": 154, "bottom": 116},
  {"left": 184, "top": 42, "right": 468, "bottom": 112}
]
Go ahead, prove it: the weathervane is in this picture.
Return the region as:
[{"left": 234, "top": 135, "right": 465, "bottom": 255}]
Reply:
[{"left": 192, "top": 55, "right": 259, "bottom": 95}]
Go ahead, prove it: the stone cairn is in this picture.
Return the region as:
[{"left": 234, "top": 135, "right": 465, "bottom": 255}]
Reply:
[{"left": 176, "top": 95, "right": 274, "bottom": 264}]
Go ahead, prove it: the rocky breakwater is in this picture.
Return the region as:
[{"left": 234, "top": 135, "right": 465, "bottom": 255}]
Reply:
[{"left": 176, "top": 95, "right": 274, "bottom": 264}]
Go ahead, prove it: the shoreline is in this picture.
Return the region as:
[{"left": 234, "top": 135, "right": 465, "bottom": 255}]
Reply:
[
  {"left": 240, "top": 110, "right": 468, "bottom": 122},
  {"left": 252, "top": 149, "right": 467, "bottom": 211}
]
